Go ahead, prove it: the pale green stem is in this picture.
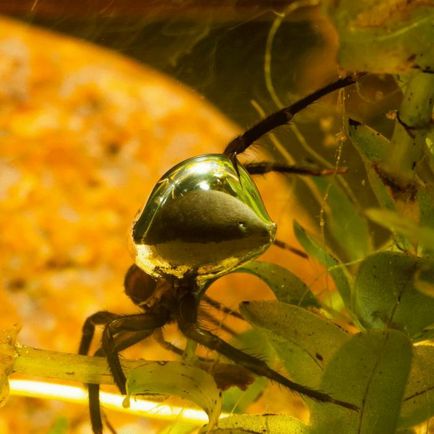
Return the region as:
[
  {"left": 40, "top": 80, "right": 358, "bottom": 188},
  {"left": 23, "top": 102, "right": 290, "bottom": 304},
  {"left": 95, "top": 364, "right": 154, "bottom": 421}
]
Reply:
[{"left": 13, "top": 345, "right": 147, "bottom": 385}]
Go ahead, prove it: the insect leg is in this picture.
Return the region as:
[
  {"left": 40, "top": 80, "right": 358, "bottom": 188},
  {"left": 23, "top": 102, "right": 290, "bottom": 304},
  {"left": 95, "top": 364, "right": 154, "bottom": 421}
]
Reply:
[
  {"left": 88, "top": 330, "right": 156, "bottom": 434},
  {"left": 79, "top": 311, "right": 121, "bottom": 355},
  {"left": 224, "top": 72, "right": 364, "bottom": 158},
  {"left": 177, "top": 292, "right": 357, "bottom": 411},
  {"left": 244, "top": 161, "right": 347, "bottom": 177},
  {"left": 202, "top": 295, "right": 243, "bottom": 320},
  {"left": 88, "top": 348, "right": 105, "bottom": 434},
  {"left": 273, "top": 238, "right": 308, "bottom": 259},
  {"left": 101, "top": 313, "right": 168, "bottom": 393}
]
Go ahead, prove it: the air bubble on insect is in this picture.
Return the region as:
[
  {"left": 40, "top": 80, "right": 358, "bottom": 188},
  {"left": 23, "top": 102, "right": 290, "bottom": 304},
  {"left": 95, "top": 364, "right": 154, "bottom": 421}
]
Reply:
[{"left": 131, "top": 154, "right": 276, "bottom": 282}]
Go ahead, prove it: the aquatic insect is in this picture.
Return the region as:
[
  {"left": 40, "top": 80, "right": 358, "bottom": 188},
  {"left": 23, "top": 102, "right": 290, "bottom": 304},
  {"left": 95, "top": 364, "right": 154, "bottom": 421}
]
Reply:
[{"left": 79, "top": 74, "right": 362, "bottom": 433}]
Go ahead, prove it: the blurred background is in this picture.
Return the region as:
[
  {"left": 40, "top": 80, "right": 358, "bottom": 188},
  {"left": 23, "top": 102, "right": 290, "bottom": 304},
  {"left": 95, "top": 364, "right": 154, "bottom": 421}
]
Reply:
[
  {"left": 0, "top": 0, "right": 339, "bottom": 124},
  {"left": 0, "top": 1, "right": 400, "bottom": 433}
]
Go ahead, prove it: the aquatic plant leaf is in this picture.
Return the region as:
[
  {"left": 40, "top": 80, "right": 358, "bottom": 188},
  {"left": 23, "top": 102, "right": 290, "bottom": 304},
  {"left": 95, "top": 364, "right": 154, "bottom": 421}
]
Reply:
[
  {"left": 387, "top": 73, "right": 434, "bottom": 182},
  {"left": 347, "top": 119, "right": 397, "bottom": 209},
  {"left": 419, "top": 185, "right": 434, "bottom": 230},
  {"left": 354, "top": 251, "right": 434, "bottom": 337},
  {"left": 293, "top": 221, "right": 352, "bottom": 308},
  {"left": 413, "top": 264, "right": 434, "bottom": 298},
  {"left": 222, "top": 329, "right": 269, "bottom": 413},
  {"left": 235, "top": 261, "right": 320, "bottom": 307},
  {"left": 400, "top": 344, "right": 434, "bottom": 428},
  {"left": 222, "top": 376, "right": 267, "bottom": 414},
  {"left": 313, "top": 177, "right": 371, "bottom": 261},
  {"left": 325, "top": 1, "right": 434, "bottom": 73},
  {"left": 418, "top": 185, "right": 434, "bottom": 256},
  {"left": 311, "top": 330, "right": 412, "bottom": 434},
  {"left": 347, "top": 118, "right": 390, "bottom": 163},
  {"left": 240, "top": 300, "right": 349, "bottom": 389},
  {"left": 366, "top": 208, "right": 434, "bottom": 251},
  {"left": 126, "top": 361, "right": 221, "bottom": 429},
  {"left": 201, "top": 414, "right": 310, "bottom": 433},
  {"left": 346, "top": 119, "right": 417, "bottom": 249}
]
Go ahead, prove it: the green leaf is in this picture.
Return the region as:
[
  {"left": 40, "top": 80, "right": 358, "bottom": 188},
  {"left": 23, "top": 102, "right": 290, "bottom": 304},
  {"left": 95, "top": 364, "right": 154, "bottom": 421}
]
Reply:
[
  {"left": 367, "top": 207, "right": 434, "bottom": 249},
  {"left": 325, "top": 1, "right": 434, "bottom": 73},
  {"left": 346, "top": 118, "right": 414, "bottom": 254},
  {"left": 400, "top": 344, "right": 434, "bottom": 428},
  {"left": 240, "top": 301, "right": 350, "bottom": 389},
  {"left": 311, "top": 330, "right": 412, "bottom": 434},
  {"left": 347, "top": 119, "right": 390, "bottom": 163},
  {"left": 235, "top": 261, "right": 320, "bottom": 307},
  {"left": 293, "top": 221, "right": 352, "bottom": 308},
  {"left": 313, "top": 177, "right": 371, "bottom": 261},
  {"left": 126, "top": 361, "right": 221, "bottom": 429},
  {"left": 202, "top": 414, "right": 310, "bottom": 433},
  {"left": 418, "top": 185, "right": 434, "bottom": 255},
  {"left": 387, "top": 73, "right": 434, "bottom": 181},
  {"left": 419, "top": 185, "right": 434, "bottom": 231},
  {"left": 347, "top": 119, "right": 398, "bottom": 213},
  {"left": 222, "top": 376, "right": 267, "bottom": 414},
  {"left": 354, "top": 251, "right": 434, "bottom": 336},
  {"left": 222, "top": 329, "right": 269, "bottom": 413},
  {"left": 413, "top": 262, "right": 434, "bottom": 298}
]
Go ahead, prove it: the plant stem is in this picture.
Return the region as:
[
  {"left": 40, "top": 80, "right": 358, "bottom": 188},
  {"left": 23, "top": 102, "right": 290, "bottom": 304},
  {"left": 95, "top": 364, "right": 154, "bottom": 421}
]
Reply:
[
  {"left": 13, "top": 345, "right": 144, "bottom": 385},
  {"left": 7, "top": 344, "right": 213, "bottom": 424}
]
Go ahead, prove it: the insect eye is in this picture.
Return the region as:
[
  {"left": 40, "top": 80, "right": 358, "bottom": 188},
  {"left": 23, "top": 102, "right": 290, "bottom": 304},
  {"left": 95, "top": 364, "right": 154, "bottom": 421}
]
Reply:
[{"left": 132, "top": 154, "right": 276, "bottom": 281}]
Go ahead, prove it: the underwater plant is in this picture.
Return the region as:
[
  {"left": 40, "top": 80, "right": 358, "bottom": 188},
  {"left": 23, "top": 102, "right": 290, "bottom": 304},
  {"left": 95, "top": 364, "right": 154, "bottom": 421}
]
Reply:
[{"left": 1, "top": 1, "right": 433, "bottom": 433}]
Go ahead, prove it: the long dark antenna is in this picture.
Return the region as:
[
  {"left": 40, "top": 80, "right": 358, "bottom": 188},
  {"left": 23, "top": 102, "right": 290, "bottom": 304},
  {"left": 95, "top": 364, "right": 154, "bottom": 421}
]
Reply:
[{"left": 224, "top": 73, "right": 365, "bottom": 158}]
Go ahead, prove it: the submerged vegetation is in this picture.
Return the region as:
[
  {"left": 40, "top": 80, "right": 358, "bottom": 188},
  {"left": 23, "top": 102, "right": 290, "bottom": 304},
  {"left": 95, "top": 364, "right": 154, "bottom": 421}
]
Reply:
[{"left": 1, "top": 1, "right": 434, "bottom": 433}]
